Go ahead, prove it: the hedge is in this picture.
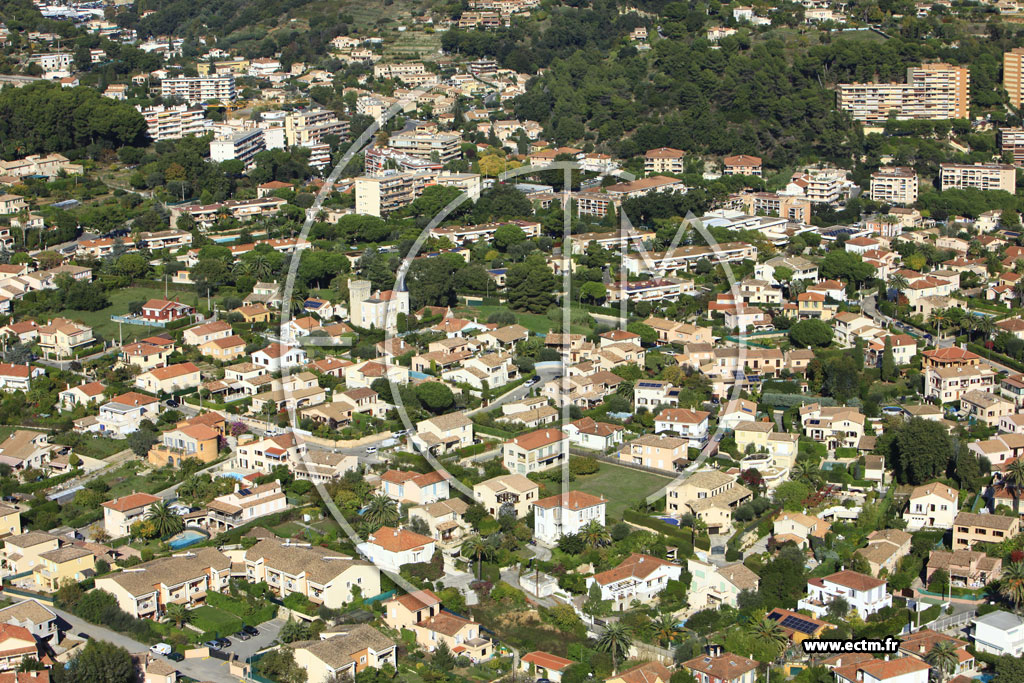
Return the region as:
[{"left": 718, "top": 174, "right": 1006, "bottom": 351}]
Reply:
[
  {"left": 621, "top": 510, "right": 694, "bottom": 557},
  {"left": 967, "top": 342, "right": 1024, "bottom": 373}
]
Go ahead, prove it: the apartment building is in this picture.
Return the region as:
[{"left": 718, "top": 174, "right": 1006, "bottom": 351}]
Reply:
[
  {"left": 837, "top": 63, "right": 969, "bottom": 121},
  {"left": 925, "top": 364, "right": 995, "bottom": 402},
  {"left": 798, "top": 570, "right": 892, "bottom": 619},
  {"left": 732, "top": 191, "right": 811, "bottom": 222},
  {"left": 210, "top": 129, "right": 266, "bottom": 168},
  {"left": 940, "top": 163, "right": 1016, "bottom": 193},
  {"left": 722, "top": 154, "right": 762, "bottom": 177},
  {"left": 355, "top": 173, "right": 419, "bottom": 217},
  {"left": 284, "top": 108, "right": 350, "bottom": 147},
  {"left": 1005, "top": 47, "right": 1024, "bottom": 109},
  {"left": 953, "top": 511, "right": 1020, "bottom": 550},
  {"left": 429, "top": 219, "right": 542, "bottom": 247},
  {"left": 870, "top": 167, "right": 919, "bottom": 204},
  {"left": 644, "top": 147, "right": 686, "bottom": 174},
  {"left": 373, "top": 62, "right": 428, "bottom": 81},
  {"left": 137, "top": 104, "right": 207, "bottom": 141},
  {"left": 999, "top": 127, "right": 1024, "bottom": 165},
  {"left": 624, "top": 242, "right": 758, "bottom": 275},
  {"left": 245, "top": 538, "right": 380, "bottom": 609},
  {"left": 388, "top": 131, "right": 462, "bottom": 162},
  {"left": 159, "top": 75, "right": 236, "bottom": 104},
  {"left": 532, "top": 491, "right": 607, "bottom": 545}
]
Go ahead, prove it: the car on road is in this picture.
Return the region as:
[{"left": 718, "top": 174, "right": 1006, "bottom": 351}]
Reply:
[
  {"left": 165, "top": 398, "right": 180, "bottom": 408},
  {"left": 150, "top": 643, "right": 172, "bottom": 656},
  {"left": 77, "top": 632, "right": 91, "bottom": 640},
  {"left": 167, "top": 652, "right": 184, "bottom": 662},
  {"left": 525, "top": 376, "right": 540, "bottom": 386},
  {"left": 365, "top": 446, "right": 377, "bottom": 454},
  {"left": 241, "top": 625, "right": 259, "bottom": 637}
]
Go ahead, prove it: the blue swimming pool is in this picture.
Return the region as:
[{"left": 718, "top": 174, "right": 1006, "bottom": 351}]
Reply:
[
  {"left": 658, "top": 517, "right": 680, "bottom": 526},
  {"left": 168, "top": 529, "right": 208, "bottom": 550},
  {"left": 215, "top": 472, "right": 247, "bottom": 481}
]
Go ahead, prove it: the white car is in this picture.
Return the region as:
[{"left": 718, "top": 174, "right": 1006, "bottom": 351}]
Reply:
[
  {"left": 150, "top": 643, "right": 172, "bottom": 656},
  {"left": 365, "top": 446, "right": 378, "bottom": 455}
]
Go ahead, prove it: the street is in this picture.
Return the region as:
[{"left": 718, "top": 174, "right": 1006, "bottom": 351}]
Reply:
[{"left": 54, "top": 605, "right": 285, "bottom": 681}]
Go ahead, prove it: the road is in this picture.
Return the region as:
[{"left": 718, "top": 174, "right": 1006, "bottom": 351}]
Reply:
[
  {"left": 54, "top": 606, "right": 284, "bottom": 681},
  {"left": 477, "top": 364, "right": 563, "bottom": 414}
]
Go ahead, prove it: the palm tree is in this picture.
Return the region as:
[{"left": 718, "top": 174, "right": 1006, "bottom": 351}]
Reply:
[
  {"left": 887, "top": 273, "right": 910, "bottom": 303},
  {"left": 975, "top": 314, "right": 996, "bottom": 341},
  {"left": 744, "top": 611, "right": 789, "bottom": 660},
  {"left": 929, "top": 308, "right": 949, "bottom": 340},
  {"left": 146, "top": 501, "right": 184, "bottom": 538},
  {"left": 595, "top": 621, "right": 633, "bottom": 673},
  {"left": 249, "top": 253, "right": 272, "bottom": 280},
  {"left": 791, "top": 460, "right": 821, "bottom": 487},
  {"left": 460, "top": 535, "right": 494, "bottom": 579},
  {"left": 1000, "top": 561, "right": 1024, "bottom": 614},
  {"left": 651, "top": 613, "right": 682, "bottom": 647},
  {"left": 164, "top": 603, "right": 193, "bottom": 629},
  {"left": 580, "top": 520, "right": 611, "bottom": 548},
  {"left": 1000, "top": 459, "right": 1024, "bottom": 515},
  {"left": 1015, "top": 279, "right": 1024, "bottom": 307},
  {"left": 615, "top": 380, "right": 635, "bottom": 403},
  {"left": 362, "top": 493, "right": 400, "bottom": 531},
  {"left": 925, "top": 640, "right": 959, "bottom": 683},
  {"left": 232, "top": 261, "right": 255, "bottom": 278}
]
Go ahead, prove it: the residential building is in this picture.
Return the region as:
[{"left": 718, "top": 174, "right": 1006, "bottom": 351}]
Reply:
[
  {"left": 382, "top": 590, "right": 491, "bottom": 661},
  {"left": 831, "top": 657, "right": 930, "bottom": 683},
  {"left": 799, "top": 403, "right": 865, "bottom": 450},
  {"left": 0, "top": 431, "right": 51, "bottom": 474},
  {"left": 520, "top": 652, "right": 574, "bottom": 683},
  {"left": 159, "top": 75, "right": 236, "bottom": 104},
  {"left": 940, "top": 163, "right": 1016, "bottom": 193},
  {"left": 101, "top": 493, "right": 161, "bottom": 538},
  {"left": 953, "top": 511, "right": 1020, "bottom": 550},
  {"left": 137, "top": 104, "right": 207, "bottom": 141},
  {"left": 1005, "top": 47, "right": 1024, "bottom": 109},
  {"left": 532, "top": 491, "right": 607, "bottom": 545},
  {"left": 245, "top": 538, "right": 380, "bottom": 609},
  {"left": 586, "top": 554, "right": 683, "bottom": 611},
  {"left": 797, "top": 570, "right": 892, "bottom": 619},
  {"left": 473, "top": 474, "right": 538, "bottom": 519},
  {"left": 408, "top": 498, "right": 470, "bottom": 545},
  {"left": 210, "top": 129, "right": 265, "bottom": 168},
  {"left": 36, "top": 318, "right": 93, "bottom": 358},
  {"left": 837, "top": 63, "right": 969, "bottom": 121},
  {"left": 973, "top": 610, "right": 1024, "bottom": 656},
  {"left": 0, "top": 624, "right": 41, "bottom": 671},
  {"left": 563, "top": 417, "right": 624, "bottom": 452},
  {"left": 682, "top": 652, "right": 758, "bottom": 683},
  {"left": 653, "top": 408, "right": 710, "bottom": 448},
  {"left": 870, "top": 167, "right": 919, "bottom": 205},
  {"left": 665, "top": 469, "right": 752, "bottom": 533},
  {"left": 927, "top": 549, "right": 1001, "bottom": 588},
  {"left": 378, "top": 470, "right": 450, "bottom": 505},
  {"left": 33, "top": 546, "right": 94, "bottom": 591},
  {"left": 904, "top": 482, "right": 958, "bottom": 530},
  {"left": 502, "top": 429, "right": 567, "bottom": 474},
  {"left": 722, "top": 154, "right": 762, "bottom": 177},
  {"left": 290, "top": 625, "right": 397, "bottom": 683},
  {"left": 686, "top": 558, "right": 760, "bottom": 609},
  {"left": 349, "top": 280, "right": 410, "bottom": 331},
  {"left": 2, "top": 532, "right": 59, "bottom": 574},
  {"left": 856, "top": 528, "right": 913, "bottom": 576},
  {"left": 252, "top": 343, "right": 307, "bottom": 370},
  {"left": 356, "top": 527, "right": 436, "bottom": 572},
  {"left": 147, "top": 419, "right": 220, "bottom": 468},
  {"left": 135, "top": 362, "right": 201, "bottom": 394},
  {"left": 0, "top": 601, "right": 57, "bottom": 644},
  {"left": 0, "top": 365, "right": 43, "bottom": 392},
  {"left": 140, "top": 299, "right": 193, "bottom": 324},
  {"left": 999, "top": 127, "right": 1024, "bottom": 165},
  {"left": 619, "top": 434, "right": 690, "bottom": 472},
  {"left": 644, "top": 147, "right": 686, "bottom": 174},
  {"left": 773, "top": 511, "right": 831, "bottom": 549},
  {"left": 98, "top": 392, "right": 160, "bottom": 437}
]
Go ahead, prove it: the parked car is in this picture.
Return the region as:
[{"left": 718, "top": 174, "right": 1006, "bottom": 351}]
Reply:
[
  {"left": 150, "top": 643, "right": 172, "bottom": 656},
  {"left": 235, "top": 630, "right": 252, "bottom": 641},
  {"left": 167, "top": 652, "right": 184, "bottom": 662},
  {"left": 204, "top": 640, "right": 222, "bottom": 651},
  {"left": 216, "top": 637, "right": 232, "bottom": 648},
  {"left": 241, "top": 625, "right": 259, "bottom": 637}
]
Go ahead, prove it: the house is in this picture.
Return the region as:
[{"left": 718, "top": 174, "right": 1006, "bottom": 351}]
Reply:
[
  {"left": 344, "top": 360, "right": 408, "bottom": 389},
  {"left": 244, "top": 538, "right": 380, "bottom": 609},
  {"left": 831, "top": 657, "right": 930, "bottom": 683},
  {"left": 473, "top": 474, "right": 538, "bottom": 519},
  {"left": 520, "top": 652, "right": 574, "bottom": 683},
  {"left": 139, "top": 299, "right": 193, "bottom": 323},
  {"left": 665, "top": 470, "right": 752, "bottom": 533},
  {"left": 2, "top": 532, "right": 59, "bottom": 574},
  {"left": 382, "top": 590, "right": 491, "bottom": 661},
  {"left": 973, "top": 610, "right": 1024, "bottom": 656},
  {"left": 183, "top": 320, "right": 232, "bottom": 346},
  {"left": 252, "top": 343, "right": 307, "bottom": 370},
  {"left": 289, "top": 625, "right": 397, "bottom": 683},
  {"left": 633, "top": 380, "right": 679, "bottom": 411},
  {"left": 378, "top": 470, "right": 451, "bottom": 505},
  {"left": 586, "top": 553, "right": 682, "bottom": 611},
  {"left": 357, "top": 527, "right": 436, "bottom": 572},
  {"left": 147, "top": 420, "right": 221, "bottom": 468},
  {"left": 607, "top": 662, "right": 673, "bottom": 683},
  {"left": 620, "top": 434, "right": 690, "bottom": 472},
  {"left": 797, "top": 570, "right": 892, "bottom": 619},
  {"left": 234, "top": 433, "right": 306, "bottom": 473},
  {"left": 0, "top": 431, "right": 52, "bottom": 474},
  {"left": 135, "top": 362, "right": 201, "bottom": 394},
  {"left": 199, "top": 335, "right": 246, "bottom": 361},
  {"left": 36, "top": 318, "right": 93, "bottom": 358},
  {"left": 855, "top": 528, "right": 912, "bottom": 576},
  {"left": 773, "top": 511, "right": 831, "bottom": 549},
  {"left": 0, "top": 601, "right": 57, "bottom": 643},
  {"left": 953, "top": 511, "right": 1019, "bottom": 550},
  {"left": 58, "top": 381, "right": 105, "bottom": 411},
  {"left": 0, "top": 506, "right": 20, "bottom": 539},
  {"left": 653, "top": 408, "right": 710, "bottom": 448},
  {"left": 0, "top": 365, "right": 44, "bottom": 392},
  {"left": 686, "top": 558, "right": 759, "bottom": 609},
  {"left": 502, "top": 429, "right": 567, "bottom": 474},
  {"left": 234, "top": 303, "right": 272, "bottom": 323},
  {"left": 563, "top": 417, "right": 624, "bottom": 452},
  {"left": 532, "top": 491, "right": 606, "bottom": 545},
  {"left": 682, "top": 651, "right": 758, "bottom": 683},
  {"left": 101, "top": 493, "right": 161, "bottom": 538},
  {"left": 120, "top": 342, "right": 173, "bottom": 371},
  {"left": 413, "top": 412, "right": 473, "bottom": 455},
  {"left": 927, "top": 549, "right": 1002, "bottom": 587},
  {"left": 718, "top": 398, "right": 758, "bottom": 430},
  {"left": 98, "top": 392, "right": 160, "bottom": 437},
  {"left": 799, "top": 404, "right": 865, "bottom": 450},
  {"left": 477, "top": 324, "right": 530, "bottom": 350},
  {"left": 201, "top": 481, "right": 288, "bottom": 532},
  {"left": 408, "top": 498, "right": 470, "bottom": 545},
  {"left": 0, "top": 624, "right": 41, "bottom": 671},
  {"left": 960, "top": 390, "right": 1014, "bottom": 427},
  {"left": 95, "top": 547, "right": 232, "bottom": 618},
  {"left": 33, "top": 545, "right": 95, "bottom": 591},
  {"left": 904, "top": 482, "right": 958, "bottom": 530}
]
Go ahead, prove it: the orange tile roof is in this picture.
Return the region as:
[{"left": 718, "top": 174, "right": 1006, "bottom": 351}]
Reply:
[
  {"left": 534, "top": 490, "right": 606, "bottom": 511},
  {"left": 508, "top": 428, "right": 565, "bottom": 451},
  {"left": 522, "top": 651, "right": 574, "bottom": 671},
  {"left": 101, "top": 492, "right": 161, "bottom": 512},
  {"left": 367, "top": 527, "right": 434, "bottom": 552}
]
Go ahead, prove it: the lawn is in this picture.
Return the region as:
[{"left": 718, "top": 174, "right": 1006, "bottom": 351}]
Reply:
[
  {"left": 456, "top": 304, "right": 591, "bottom": 336},
  {"left": 569, "top": 463, "right": 673, "bottom": 518},
  {"left": 190, "top": 605, "right": 242, "bottom": 637}
]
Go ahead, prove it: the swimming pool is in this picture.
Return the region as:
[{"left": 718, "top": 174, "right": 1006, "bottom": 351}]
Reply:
[
  {"left": 658, "top": 517, "right": 681, "bottom": 526},
  {"left": 167, "top": 529, "right": 209, "bottom": 550},
  {"left": 215, "top": 472, "right": 247, "bottom": 481}
]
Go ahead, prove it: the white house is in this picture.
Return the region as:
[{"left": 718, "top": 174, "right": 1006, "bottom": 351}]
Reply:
[
  {"left": 357, "top": 527, "right": 436, "bottom": 572},
  {"left": 797, "top": 570, "right": 891, "bottom": 620},
  {"left": 252, "top": 343, "right": 307, "bottom": 370},
  {"left": 585, "top": 553, "right": 682, "bottom": 611},
  {"left": 903, "top": 482, "right": 958, "bottom": 531},
  {"left": 0, "top": 364, "right": 44, "bottom": 392},
  {"left": 98, "top": 392, "right": 161, "bottom": 437},
  {"left": 563, "top": 417, "right": 624, "bottom": 452},
  {"left": 532, "top": 491, "right": 606, "bottom": 545},
  {"left": 831, "top": 657, "right": 930, "bottom": 683},
  {"left": 973, "top": 611, "right": 1024, "bottom": 657},
  {"left": 654, "top": 408, "right": 710, "bottom": 448}
]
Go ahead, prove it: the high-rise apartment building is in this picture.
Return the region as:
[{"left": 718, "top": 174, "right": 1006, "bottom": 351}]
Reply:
[
  {"left": 940, "top": 163, "right": 1016, "bottom": 193},
  {"left": 159, "top": 75, "right": 236, "bottom": 104},
  {"left": 870, "top": 167, "right": 919, "bottom": 205},
  {"left": 837, "top": 63, "right": 969, "bottom": 121},
  {"left": 1005, "top": 48, "right": 1024, "bottom": 109}
]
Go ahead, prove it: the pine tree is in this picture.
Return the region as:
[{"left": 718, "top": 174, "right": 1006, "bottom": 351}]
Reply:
[{"left": 881, "top": 336, "right": 895, "bottom": 381}]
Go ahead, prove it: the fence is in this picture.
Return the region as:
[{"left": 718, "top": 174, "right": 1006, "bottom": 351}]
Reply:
[
  {"left": 927, "top": 609, "right": 976, "bottom": 633},
  {"left": 572, "top": 448, "right": 677, "bottom": 478}
]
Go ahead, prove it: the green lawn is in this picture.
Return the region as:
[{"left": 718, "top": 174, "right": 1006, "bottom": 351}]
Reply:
[
  {"left": 456, "top": 305, "right": 591, "bottom": 336},
  {"left": 190, "top": 605, "right": 242, "bottom": 637},
  {"left": 569, "top": 463, "right": 673, "bottom": 518}
]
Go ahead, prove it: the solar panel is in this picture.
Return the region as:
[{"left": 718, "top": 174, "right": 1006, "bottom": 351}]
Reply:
[
  {"left": 767, "top": 612, "right": 782, "bottom": 622},
  {"left": 237, "top": 488, "right": 252, "bottom": 496},
  {"left": 779, "top": 615, "right": 820, "bottom": 634}
]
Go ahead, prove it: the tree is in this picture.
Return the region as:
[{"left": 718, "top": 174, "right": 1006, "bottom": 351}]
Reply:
[
  {"left": 744, "top": 610, "right": 789, "bottom": 661},
  {"left": 164, "top": 603, "right": 193, "bottom": 629},
  {"left": 887, "top": 273, "right": 909, "bottom": 302},
  {"left": 651, "top": 613, "right": 683, "bottom": 646},
  {"left": 925, "top": 640, "right": 959, "bottom": 683},
  {"left": 55, "top": 639, "right": 136, "bottom": 683},
  {"left": 579, "top": 520, "right": 611, "bottom": 547},
  {"left": 774, "top": 480, "right": 810, "bottom": 511},
  {"left": 999, "top": 459, "right": 1024, "bottom": 515},
  {"left": 363, "top": 493, "right": 400, "bottom": 531},
  {"left": 414, "top": 382, "right": 455, "bottom": 414},
  {"left": 432, "top": 640, "right": 456, "bottom": 670},
  {"left": 994, "top": 653, "right": 1024, "bottom": 683},
  {"left": 788, "top": 319, "right": 833, "bottom": 348},
  {"left": 505, "top": 254, "right": 556, "bottom": 313},
  {"left": 1000, "top": 561, "right": 1024, "bottom": 614},
  {"left": 145, "top": 501, "right": 184, "bottom": 538},
  {"left": 595, "top": 621, "right": 633, "bottom": 673},
  {"left": 881, "top": 335, "right": 895, "bottom": 381},
  {"left": 126, "top": 429, "right": 158, "bottom": 458},
  {"left": 626, "top": 322, "right": 658, "bottom": 345},
  {"left": 880, "top": 418, "right": 955, "bottom": 485},
  {"left": 460, "top": 535, "right": 493, "bottom": 579}
]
